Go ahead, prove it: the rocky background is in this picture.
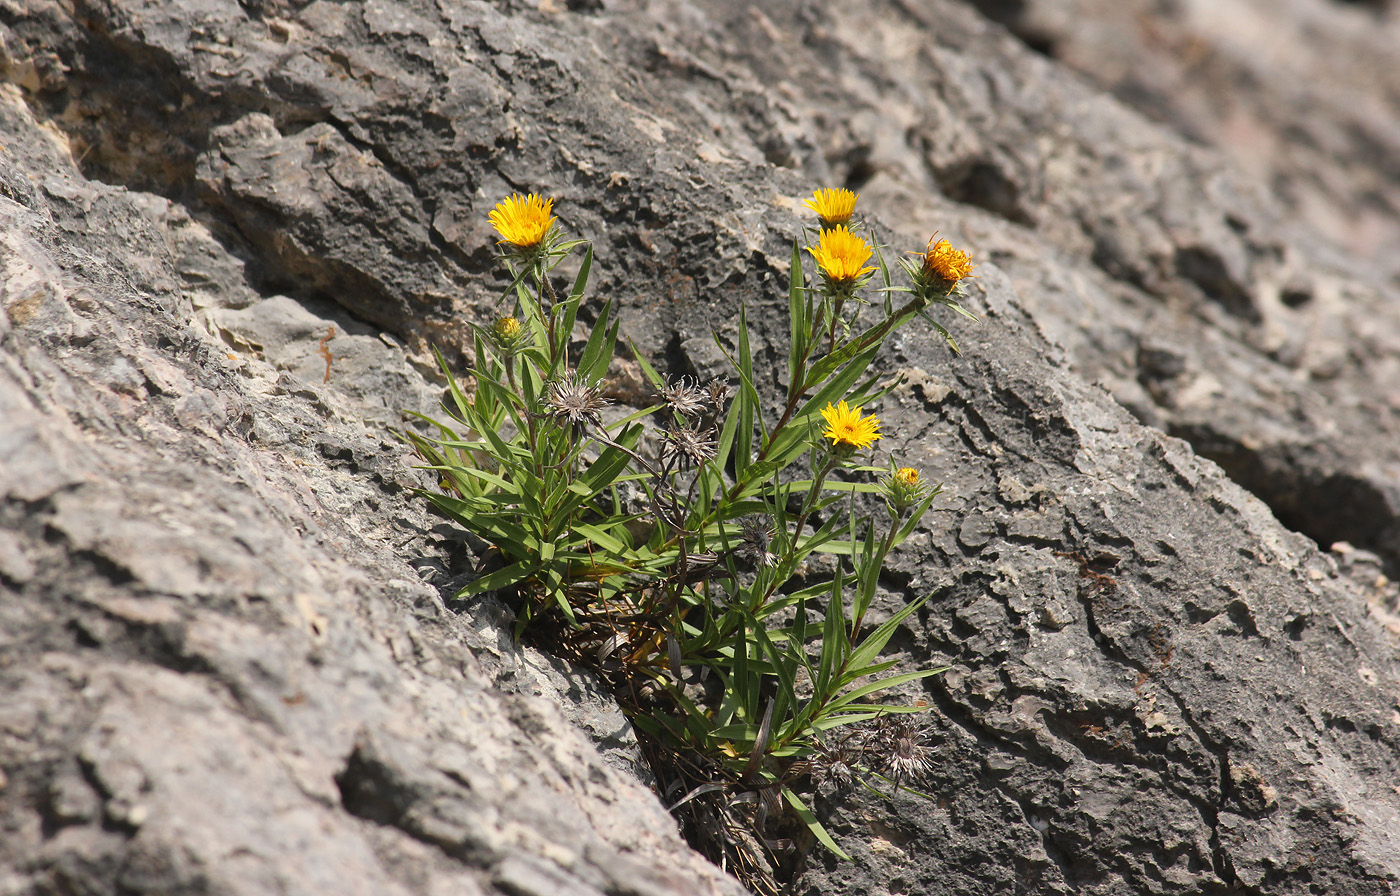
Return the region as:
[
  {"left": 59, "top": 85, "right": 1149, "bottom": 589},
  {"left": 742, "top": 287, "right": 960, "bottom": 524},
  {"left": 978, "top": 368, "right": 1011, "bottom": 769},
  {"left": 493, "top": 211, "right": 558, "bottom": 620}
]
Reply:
[{"left": 3, "top": 0, "right": 1400, "bottom": 894}]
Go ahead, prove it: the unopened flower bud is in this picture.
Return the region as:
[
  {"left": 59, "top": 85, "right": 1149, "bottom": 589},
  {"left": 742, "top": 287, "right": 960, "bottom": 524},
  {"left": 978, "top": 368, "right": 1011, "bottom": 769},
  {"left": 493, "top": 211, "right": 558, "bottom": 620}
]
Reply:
[
  {"left": 881, "top": 464, "right": 933, "bottom": 515},
  {"left": 488, "top": 316, "right": 529, "bottom": 355}
]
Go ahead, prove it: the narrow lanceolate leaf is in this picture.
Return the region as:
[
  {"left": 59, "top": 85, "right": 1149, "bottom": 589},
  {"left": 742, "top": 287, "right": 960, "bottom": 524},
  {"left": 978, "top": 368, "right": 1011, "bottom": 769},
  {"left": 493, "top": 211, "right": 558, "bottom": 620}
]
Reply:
[
  {"left": 557, "top": 292, "right": 583, "bottom": 368},
  {"left": 733, "top": 614, "right": 755, "bottom": 719},
  {"left": 627, "top": 338, "right": 667, "bottom": 392},
  {"left": 919, "top": 311, "right": 961, "bottom": 354},
  {"left": 781, "top": 788, "right": 851, "bottom": 861},
  {"left": 874, "top": 240, "right": 895, "bottom": 316},
  {"left": 567, "top": 243, "right": 594, "bottom": 305},
  {"left": 457, "top": 559, "right": 535, "bottom": 598},
  {"left": 734, "top": 306, "right": 756, "bottom": 472},
  {"left": 571, "top": 522, "right": 630, "bottom": 555},
  {"left": 853, "top": 521, "right": 880, "bottom": 628},
  {"left": 845, "top": 595, "right": 929, "bottom": 674},
  {"left": 800, "top": 344, "right": 882, "bottom": 419},
  {"left": 578, "top": 299, "right": 617, "bottom": 382},
  {"left": 823, "top": 668, "right": 946, "bottom": 714},
  {"left": 892, "top": 486, "right": 942, "bottom": 547},
  {"left": 713, "top": 387, "right": 742, "bottom": 475},
  {"left": 815, "top": 565, "right": 847, "bottom": 700},
  {"left": 750, "top": 621, "right": 795, "bottom": 734},
  {"left": 788, "top": 238, "right": 806, "bottom": 390},
  {"left": 433, "top": 345, "right": 473, "bottom": 423}
]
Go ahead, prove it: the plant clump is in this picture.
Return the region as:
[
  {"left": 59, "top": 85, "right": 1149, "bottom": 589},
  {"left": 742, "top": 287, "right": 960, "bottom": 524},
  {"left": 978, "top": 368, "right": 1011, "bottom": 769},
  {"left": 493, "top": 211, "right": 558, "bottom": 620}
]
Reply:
[{"left": 406, "top": 188, "right": 978, "bottom": 893}]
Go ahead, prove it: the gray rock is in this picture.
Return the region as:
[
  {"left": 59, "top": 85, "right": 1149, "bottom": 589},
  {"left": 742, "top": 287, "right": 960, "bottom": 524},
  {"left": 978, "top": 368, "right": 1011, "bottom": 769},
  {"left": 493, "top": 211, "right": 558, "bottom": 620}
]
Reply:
[{"left": 1, "top": 0, "right": 1398, "bottom": 894}]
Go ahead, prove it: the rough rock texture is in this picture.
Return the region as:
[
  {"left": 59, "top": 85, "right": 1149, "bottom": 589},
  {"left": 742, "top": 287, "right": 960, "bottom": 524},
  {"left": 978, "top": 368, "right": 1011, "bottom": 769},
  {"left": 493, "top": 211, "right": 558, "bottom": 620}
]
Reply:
[
  {"left": 970, "top": 0, "right": 1400, "bottom": 281},
  {"left": 2, "top": 1, "right": 1399, "bottom": 895}
]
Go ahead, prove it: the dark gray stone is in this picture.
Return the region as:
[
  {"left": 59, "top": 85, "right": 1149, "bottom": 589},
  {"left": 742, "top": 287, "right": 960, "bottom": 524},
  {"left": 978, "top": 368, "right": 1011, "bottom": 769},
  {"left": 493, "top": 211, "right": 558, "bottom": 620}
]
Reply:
[{"left": 2, "top": 0, "right": 1399, "bottom": 894}]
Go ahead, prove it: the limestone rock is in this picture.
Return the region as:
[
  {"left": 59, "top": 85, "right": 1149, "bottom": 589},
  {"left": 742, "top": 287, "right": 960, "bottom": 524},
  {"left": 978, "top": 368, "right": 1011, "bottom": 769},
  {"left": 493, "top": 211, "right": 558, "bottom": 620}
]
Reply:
[{"left": 2, "top": 1, "right": 1398, "bottom": 894}]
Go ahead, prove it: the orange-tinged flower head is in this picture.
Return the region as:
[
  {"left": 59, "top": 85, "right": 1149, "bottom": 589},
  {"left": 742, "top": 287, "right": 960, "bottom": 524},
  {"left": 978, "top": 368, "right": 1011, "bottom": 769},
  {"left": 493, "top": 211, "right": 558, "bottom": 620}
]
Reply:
[
  {"left": 921, "top": 236, "right": 975, "bottom": 284},
  {"left": 804, "top": 187, "right": 858, "bottom": 228},
  {"left": 489, "top": 193, "right": 556, "bottom": 249},
  {"left": 808, "top": 225, "right": 875, "bottom": 285},
  {"left": 820, "top": 400, "right": 881, "bottom": 452},
  {"left": 895, "top": 467, "right": 921, "bottom": 488}
]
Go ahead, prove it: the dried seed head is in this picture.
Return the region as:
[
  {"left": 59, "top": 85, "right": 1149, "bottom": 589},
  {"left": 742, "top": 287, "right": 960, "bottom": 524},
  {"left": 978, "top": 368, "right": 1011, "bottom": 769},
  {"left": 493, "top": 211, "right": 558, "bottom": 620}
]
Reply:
[
  {"left": 546, "top": 371, "right": 608, "bottom": 433},
  {"left": 661, "top": 421, "right": 717, "bottom": 467},
  {"left": 810, "top": 738, "right": 857, "bottom": 791},
  {"left": 886, "top": 733, "right": 934, "bottom": 782},
  {"left": 738, "top": 516, "right": 777, "bottom": 569},
  {"left": 661, "top": 376, "right": 708, "bottom": 418},
  {"left": 704, "top": 378, "right": 733, "bottom": 411},
  {"left": 873, "top": 716, "right": 935, "bottom": 784}
]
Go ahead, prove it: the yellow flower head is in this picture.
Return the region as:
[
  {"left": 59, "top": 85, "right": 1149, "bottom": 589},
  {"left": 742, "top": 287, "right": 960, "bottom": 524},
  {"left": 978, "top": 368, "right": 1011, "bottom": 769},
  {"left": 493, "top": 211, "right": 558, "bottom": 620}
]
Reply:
[
  {"left": 895, "top": 467, "right": 921, "bottom": 488},
  {"left": 808, "top": 226, "right": 875, "bottom": 285},
  {"left": 489, "top": 193, "right": 556, "bottom": 249},
  {"left": 821, "top": 400, "right": 881, "bottom": 451},
  {"left": 493, "top": 316, "right": 523, "bottom": 342},
  {"left": 804, "top": 187, "right": 858, "bottom": 228},
  {"left": 921, "top": 236, "right": 976, "bottom": 284}
]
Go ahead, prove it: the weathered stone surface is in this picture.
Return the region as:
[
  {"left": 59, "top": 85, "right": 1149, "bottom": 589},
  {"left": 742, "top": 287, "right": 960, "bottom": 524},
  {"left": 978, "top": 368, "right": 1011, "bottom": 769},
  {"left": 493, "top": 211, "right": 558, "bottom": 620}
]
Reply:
[
  {"left": 0, "top": 81, "right": 741, "bottom": 896},
  {"left": 2, "top": 1, "right": 1399, "bottom": 894}
]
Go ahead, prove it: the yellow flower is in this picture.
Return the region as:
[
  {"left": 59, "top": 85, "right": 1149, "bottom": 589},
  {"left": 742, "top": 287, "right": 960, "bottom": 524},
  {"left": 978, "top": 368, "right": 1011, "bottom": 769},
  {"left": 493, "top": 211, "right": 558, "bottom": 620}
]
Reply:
[
  {"left": 920, "top": 236, "right": 975, "bottom": 284},
  {"left": 494, "top": 316, "right": 523, "bottom": 341},
  {"left": 820, "top": 400, "right": 881, "bottom": 451},
  {"left": 804, "top": 187, "right": 858, "bottom": 228},
  {"left": 895, "top": 467, "right": 920, "bottom": 488},
  {"left": 489, "top": 193, "right": 556, "bottom": 249},
  {"left": 807, "top": 226, "right": 875, "bottom": 285}
]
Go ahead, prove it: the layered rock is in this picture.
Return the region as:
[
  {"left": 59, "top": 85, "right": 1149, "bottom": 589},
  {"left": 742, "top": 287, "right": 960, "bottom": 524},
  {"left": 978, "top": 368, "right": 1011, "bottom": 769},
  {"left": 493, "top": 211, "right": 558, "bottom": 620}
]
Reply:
[{"left": 2, "top": 1, "right": 1398, "bottom": 894}]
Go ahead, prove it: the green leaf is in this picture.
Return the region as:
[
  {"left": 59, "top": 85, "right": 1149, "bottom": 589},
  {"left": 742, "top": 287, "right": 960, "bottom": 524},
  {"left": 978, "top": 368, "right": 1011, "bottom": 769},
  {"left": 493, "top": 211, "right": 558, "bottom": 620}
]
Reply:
[
  {"left": 822, "top": 668, "right": 945, "bottom": 714},
  {"left": 734, "top": 306, "right": 755, "bottom": 474},
  {"left": 713, "top": 394, "right": 741, "bottom": 479},
  {"left": 751, "top": 621, "right": 795, "bottom": 732},
  {"left": 573, "top": 522, "right": 630, "bottom": 555},
  {"left": 853, "top": 521, "right": 880, "bottom": 628},
  {"left": 918, "top": 310, "right": 961, "bottom": 354},
  {"left": 891, "top": 486, "right": 942, "bottom": 548},
  {"left": 563, "top": 243, "right": 593, "bottom": 321},
  {"left": 845, "top": 595, "right": 928, "bottom": 674},
  {"left": 628, "top": 339, "right": 666, "bottom": 392},
  {"left": 732, "top": 614, "right": 755, "bottom": 719},
  {"left": 787, "top": 238, "right": 807, "bottom": 391},
  {"left": 457, "top": 559, "right": 535, "bottom": 597},
  {"left": 814, "top": 566, "right": 848, "bottom": 701},
  {"left": 808, "top": 711, "right": 881, "bottom": 731},
  {"left": 874, "top": 240, "right": 895, "bottom": 316},
  {"left": 707, "top": 722, "right": 760, "bottom": 742},
  {"left": 781, "top": 788, "right": 851, "bottom": 860},
  {"left": 578, "top": 299, "right": 617, "bottom": 383}
]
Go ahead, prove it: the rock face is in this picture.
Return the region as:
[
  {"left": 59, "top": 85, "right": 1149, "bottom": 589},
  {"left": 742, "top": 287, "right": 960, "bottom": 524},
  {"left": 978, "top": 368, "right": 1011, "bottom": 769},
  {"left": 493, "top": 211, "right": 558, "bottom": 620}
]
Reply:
[{"left": 2, "top": 1, "right": 1398, "bottom": 895}]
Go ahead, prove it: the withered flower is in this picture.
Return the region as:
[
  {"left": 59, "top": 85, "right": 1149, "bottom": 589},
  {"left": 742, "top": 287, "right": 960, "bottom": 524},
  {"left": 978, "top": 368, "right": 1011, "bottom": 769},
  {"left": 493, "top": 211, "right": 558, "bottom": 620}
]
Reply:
[{"left": 545, "top": 371, "right": 608, "bottom": 435}]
